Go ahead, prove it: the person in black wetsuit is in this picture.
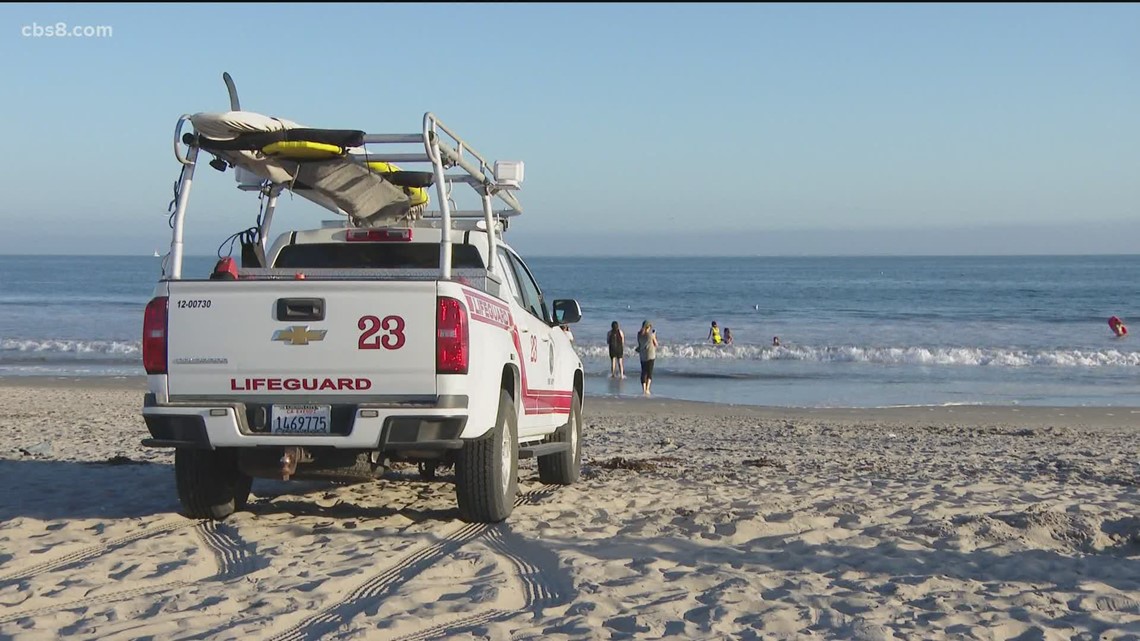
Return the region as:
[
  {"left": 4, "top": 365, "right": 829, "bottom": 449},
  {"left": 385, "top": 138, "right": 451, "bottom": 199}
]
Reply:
[{"left": 607, "top": 321, "right": 626, "bottom": 378}]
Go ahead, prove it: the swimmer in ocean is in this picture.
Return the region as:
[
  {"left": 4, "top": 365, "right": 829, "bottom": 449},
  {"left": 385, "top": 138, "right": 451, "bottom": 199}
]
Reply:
[{"left": 708, "top": 321, "right": 723, "bottom": 345}]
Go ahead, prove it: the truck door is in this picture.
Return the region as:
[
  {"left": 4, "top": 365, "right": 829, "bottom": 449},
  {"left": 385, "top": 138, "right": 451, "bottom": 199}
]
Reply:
[{"left": 497, "top": 248, "right": 566, "bottom": 431}]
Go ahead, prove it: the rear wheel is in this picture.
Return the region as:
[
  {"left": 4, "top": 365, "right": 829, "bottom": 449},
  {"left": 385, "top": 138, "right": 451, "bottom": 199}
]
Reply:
[
  {"left": 455, "top": 389, "right": 518, "bottom": 523},
  {"left": 175, "top": 448, "right": 252, "bottom": 520},
  {"left": 538, "top": 389, "right": 582, "bottom": 485}
]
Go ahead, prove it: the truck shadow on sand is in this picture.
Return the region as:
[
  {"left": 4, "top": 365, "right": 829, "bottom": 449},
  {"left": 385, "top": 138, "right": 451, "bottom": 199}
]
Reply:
[
  {"left": 0, "top": 458, "right": 473, "bottom": 523},
  {"left": 244, "top": 467, "right": 465, "bottom": 523},
  {"left": 244, "top": 475, "right": 560, "bottom": 524},
  {"left": 246, "top": 496, "right": 459, "bottom": 523},
  {"left": 0, "top": 458, "right": 396, "bottom": 523},
  {"left": 0, "top": 458, "right": 180, "bottom": 521}
]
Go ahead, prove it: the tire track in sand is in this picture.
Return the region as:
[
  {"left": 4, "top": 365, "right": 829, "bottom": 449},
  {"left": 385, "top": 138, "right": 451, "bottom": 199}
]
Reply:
[
  {"left": 267, "top": 485, "right": 570, "bottom": 641},
  {"left": 514, "top": 484, "right": 562, "bottom": 507},
  {"left": 390, "top": 487, "right": 575, "bottom": 641},
  {"left": 195, "top": 520, "right": 266, "bottom": 581},
  {"left": 0, "top": 518, "right": 197, "bottom": 586},
  {"left": 0, "top": 520, "right": 261, "bottom": 625},
  {"left": 266, "top": 522, "right": 489, "bottom": 641}
]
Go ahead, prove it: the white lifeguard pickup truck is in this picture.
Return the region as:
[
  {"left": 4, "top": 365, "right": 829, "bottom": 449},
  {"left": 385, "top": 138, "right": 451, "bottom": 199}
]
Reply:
[{"left": 141, "top": 75, "right": 584, "bottom": 524}]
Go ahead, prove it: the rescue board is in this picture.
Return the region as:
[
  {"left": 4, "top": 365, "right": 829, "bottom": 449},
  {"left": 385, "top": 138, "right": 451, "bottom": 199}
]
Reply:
[{"left": 189, "top": 111, "right": 429, "bottom": 226}]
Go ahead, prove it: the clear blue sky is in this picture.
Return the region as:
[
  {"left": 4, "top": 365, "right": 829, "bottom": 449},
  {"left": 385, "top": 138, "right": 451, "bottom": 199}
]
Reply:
[{"left": 1, "top": 3, "right": 1137, "bottom": 256}]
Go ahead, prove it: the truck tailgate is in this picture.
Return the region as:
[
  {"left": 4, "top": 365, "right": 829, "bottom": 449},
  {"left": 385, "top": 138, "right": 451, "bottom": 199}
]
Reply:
[{"left": 165, "top": 280, "right": 437, "bottom": 398}]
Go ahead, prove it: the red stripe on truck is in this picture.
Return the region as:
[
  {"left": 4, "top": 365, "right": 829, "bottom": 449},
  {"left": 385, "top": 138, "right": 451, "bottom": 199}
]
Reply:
[{"left": 460, "top": 286, "right": 574, "bottom": 416}]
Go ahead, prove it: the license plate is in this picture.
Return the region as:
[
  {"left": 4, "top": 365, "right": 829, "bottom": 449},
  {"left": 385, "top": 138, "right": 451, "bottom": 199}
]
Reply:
[{"left": 270, "top": 404, "right": 331, "bottom": 434}]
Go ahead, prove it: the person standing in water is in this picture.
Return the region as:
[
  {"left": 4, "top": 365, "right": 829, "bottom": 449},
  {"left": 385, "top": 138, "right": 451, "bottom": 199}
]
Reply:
[
  {"left": 637, "top": 320, "right": 658, "bottom": 395},
  {"left": 708, "top": 321, "right": 723, "bottom": 345},
  {"left": 723, "top": 327, "right": 733, "bottom": 345},
  {"left": 607, "top": 321, "right": 626, "bottom": 378}
]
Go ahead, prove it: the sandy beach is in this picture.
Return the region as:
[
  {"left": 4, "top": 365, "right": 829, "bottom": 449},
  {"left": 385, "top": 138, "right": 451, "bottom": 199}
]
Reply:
[{"left": 1, "top": 378, "right": 1139, "bottom": 640}]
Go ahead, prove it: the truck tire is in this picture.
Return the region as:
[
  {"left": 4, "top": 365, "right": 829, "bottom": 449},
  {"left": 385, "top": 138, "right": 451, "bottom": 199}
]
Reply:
[
  {"left": 455, "top": 389, "right": 518, "bottom": 523},
  {"left": 175, "top": 448, "right": 253, "bottom": 520},
  {"left": 538, "top": 388, "right": 582, "bottom": 485}
]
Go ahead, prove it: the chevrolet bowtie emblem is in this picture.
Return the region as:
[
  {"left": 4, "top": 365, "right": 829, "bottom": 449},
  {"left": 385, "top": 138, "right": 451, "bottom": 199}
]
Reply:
[{"left": 272, "top": 326, "right": 327, "bottom": 346}]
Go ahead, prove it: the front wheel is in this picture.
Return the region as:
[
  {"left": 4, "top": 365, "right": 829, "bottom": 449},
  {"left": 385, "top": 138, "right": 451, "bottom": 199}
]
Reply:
[
  {"left": 538, "top": 389, "right": 582, "bottom": 484},
  {"left": 174, "top": 448, "right": 252, "bottom": 520},
  {"left": 455, "top": 389, "right": 518, "bottom": 523}
]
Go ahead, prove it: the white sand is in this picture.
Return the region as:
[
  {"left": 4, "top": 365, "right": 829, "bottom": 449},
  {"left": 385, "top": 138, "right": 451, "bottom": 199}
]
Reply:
[{"left": 1, "top": 379, "right": 1139, "bottom": 640}]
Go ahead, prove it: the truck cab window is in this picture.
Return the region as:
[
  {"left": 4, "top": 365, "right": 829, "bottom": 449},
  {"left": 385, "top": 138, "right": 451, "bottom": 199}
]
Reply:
[
  {"left": 274, "top": 243, "right": 484, "bottom": 269},
  {"left": 495, "top": 248, "right": 523, "bottom": 305},
  {"left": 505, "top": 251, "right": 549, "bottom": 323}
]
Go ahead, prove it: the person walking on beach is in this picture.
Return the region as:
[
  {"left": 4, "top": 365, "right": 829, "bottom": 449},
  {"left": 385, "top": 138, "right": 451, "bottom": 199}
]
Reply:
[
  {"left": 607, "top": 321, "right": 626, "bottom": 379},
  {"left": 637, "top": 320, "right": 658, "bottom": 395}
]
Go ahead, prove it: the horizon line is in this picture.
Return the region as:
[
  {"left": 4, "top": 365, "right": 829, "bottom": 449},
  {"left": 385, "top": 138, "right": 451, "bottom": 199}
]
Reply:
[{"left": 1, "top": 252, "right": 1137, "bottom": 259}]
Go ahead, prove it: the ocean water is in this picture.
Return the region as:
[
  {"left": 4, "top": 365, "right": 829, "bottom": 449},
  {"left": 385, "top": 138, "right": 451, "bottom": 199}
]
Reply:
[{"left": 2, "top": 254, "right": 1139, "bottom": 409}]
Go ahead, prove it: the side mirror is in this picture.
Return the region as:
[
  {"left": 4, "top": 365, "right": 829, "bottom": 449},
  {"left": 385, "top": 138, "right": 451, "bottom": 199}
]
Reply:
[{"left": 552, "top": 299, "right": 582, "bottom": 325}]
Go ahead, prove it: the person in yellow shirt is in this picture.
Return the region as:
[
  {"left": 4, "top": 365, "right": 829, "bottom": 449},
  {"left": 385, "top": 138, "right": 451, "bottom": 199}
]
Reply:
[{"left": 708, "top": 321, "right": 722, "bottom": 345}]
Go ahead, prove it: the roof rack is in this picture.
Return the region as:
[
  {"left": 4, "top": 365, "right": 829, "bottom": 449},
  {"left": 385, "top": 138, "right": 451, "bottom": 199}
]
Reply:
[{"left": 164, "top": 73, "right": 524, "bottom": 283}]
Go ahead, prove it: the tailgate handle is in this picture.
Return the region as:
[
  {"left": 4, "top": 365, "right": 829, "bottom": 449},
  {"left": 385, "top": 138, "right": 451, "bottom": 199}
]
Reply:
[{"left": 276, "top": 298, "right": 325, "bottom": 322}]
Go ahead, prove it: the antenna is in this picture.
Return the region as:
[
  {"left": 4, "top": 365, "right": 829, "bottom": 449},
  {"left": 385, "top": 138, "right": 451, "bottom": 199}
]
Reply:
[{"left": 223, "top": 72, "right": 240, "bottom": 111}]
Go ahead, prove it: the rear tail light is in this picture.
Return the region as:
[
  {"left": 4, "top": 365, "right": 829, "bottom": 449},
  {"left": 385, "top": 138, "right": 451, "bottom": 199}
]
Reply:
[
  {"left": 436, "top": 296, "right": 469, "bottom": 374},
  {"left": 142, "top": 296, "right": 168, "bottom": 375}
]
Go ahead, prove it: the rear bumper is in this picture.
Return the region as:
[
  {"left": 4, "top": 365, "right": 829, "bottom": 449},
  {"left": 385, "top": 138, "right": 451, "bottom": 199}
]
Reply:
[{"left": 141, "top": 393, "right": 468, "bottom": 450}]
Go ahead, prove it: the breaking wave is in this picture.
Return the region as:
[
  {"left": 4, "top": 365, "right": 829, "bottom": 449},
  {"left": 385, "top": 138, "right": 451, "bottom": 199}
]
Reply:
[
  {"left": 0, "top": 338, "right": 141, "bottom": 362},
  {"left": 575, "top": 342, "right": 1140, "bottom": 368},
  {"left": 5, "top": 338, "right": 1140, "bottom": 370}
]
